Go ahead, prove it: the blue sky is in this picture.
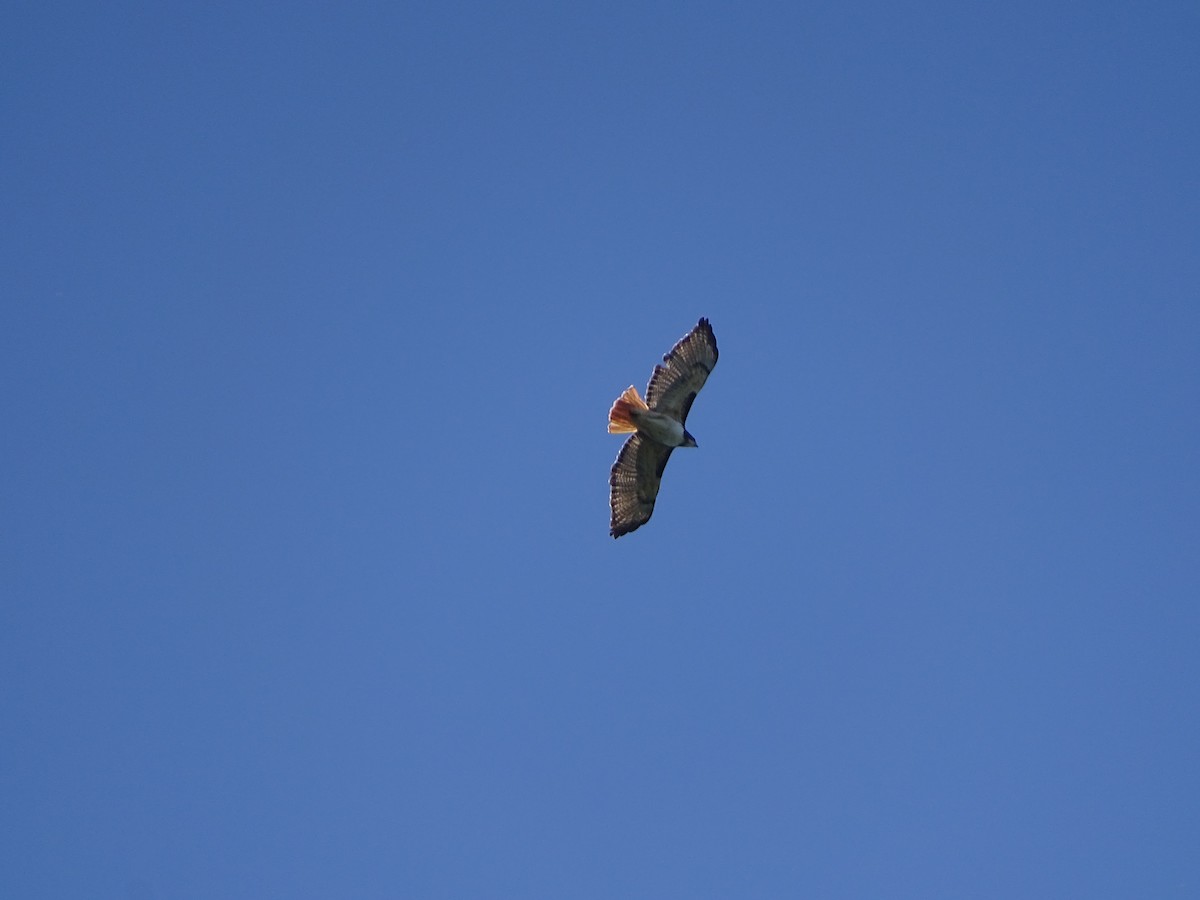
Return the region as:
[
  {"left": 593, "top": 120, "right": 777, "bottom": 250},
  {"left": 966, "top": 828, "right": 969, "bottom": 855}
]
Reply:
[{"left": 3, "top": 2, "right": 1198, "bottom": 897}]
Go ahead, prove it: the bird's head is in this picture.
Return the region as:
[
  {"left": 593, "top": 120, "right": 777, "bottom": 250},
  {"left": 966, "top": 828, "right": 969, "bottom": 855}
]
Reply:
[{"left": 682, "top": 430, "right": 698, "bottom": 448}]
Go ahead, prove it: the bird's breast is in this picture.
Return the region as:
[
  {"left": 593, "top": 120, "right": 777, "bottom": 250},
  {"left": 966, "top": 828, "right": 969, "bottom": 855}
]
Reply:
[{"left": 635, "top": 410, "right": 686, "bottom": 446}]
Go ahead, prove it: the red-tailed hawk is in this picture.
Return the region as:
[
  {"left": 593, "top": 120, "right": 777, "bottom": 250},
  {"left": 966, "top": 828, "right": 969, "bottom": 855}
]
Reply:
[{"left": 607, "top": 317, "right": 719, "bottom": 537}]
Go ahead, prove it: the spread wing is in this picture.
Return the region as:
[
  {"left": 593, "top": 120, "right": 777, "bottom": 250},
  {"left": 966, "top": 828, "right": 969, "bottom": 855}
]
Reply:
[
  {"left": 609, "top": 433, "right": 674, "bottom": 537},
  {"left": 644, "top": 317, "right": 719, "bottom": 422}
]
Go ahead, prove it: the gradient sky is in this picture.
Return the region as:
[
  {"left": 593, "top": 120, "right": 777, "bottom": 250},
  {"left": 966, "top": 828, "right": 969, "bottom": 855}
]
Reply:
[{"left": 3, "top": 2, "right": 1198, "bottom": 897}]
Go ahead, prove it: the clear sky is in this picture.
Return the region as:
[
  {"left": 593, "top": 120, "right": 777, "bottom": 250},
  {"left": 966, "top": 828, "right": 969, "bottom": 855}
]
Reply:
[{"left": 3, "top": 2, "right": 1198, "bottom": 897}]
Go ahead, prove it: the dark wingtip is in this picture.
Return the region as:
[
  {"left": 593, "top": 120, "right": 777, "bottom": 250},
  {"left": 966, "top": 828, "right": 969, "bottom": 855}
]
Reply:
[
  {"left": 698, "top": 316, "right": 717, "bottom": 361},
  {"left": 610, "top": 520, "right": 642, "bottom": 538}
]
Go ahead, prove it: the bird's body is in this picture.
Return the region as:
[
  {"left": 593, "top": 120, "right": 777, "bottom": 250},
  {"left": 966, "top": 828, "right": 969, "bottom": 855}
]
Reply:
[
  {"left": 606, "top": 318, "right": 718, "bottom": 537},
  {"left": 626, "top": 408, "right": 689, "bottom": 447},
  {"left": 607, "top": 385, "right": 693, "bottom": 447}
]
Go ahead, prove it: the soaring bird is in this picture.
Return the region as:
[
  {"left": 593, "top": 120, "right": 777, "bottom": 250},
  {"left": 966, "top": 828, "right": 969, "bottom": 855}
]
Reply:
[{"left": 607, "top": 317, "right": 718, "bottom": 537}]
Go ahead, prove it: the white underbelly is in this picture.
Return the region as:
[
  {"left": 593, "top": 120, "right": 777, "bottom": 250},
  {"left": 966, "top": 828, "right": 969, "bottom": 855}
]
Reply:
[{"left": 637, "top": 410, "right": 686, "bottom": 446}]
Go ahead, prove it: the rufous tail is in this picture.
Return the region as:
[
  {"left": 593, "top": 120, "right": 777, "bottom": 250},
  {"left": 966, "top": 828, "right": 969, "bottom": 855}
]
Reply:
[{"left": 608, "top": 385, "right": 649, "bottom": 433}]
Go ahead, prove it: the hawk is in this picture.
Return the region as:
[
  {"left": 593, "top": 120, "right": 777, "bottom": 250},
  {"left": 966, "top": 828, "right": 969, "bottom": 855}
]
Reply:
[{"left": 607, "top": 317, "right": 719, "bottom": 537}]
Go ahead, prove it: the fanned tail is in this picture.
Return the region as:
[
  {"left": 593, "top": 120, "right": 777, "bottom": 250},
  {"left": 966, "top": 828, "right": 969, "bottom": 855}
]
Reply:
[{"left": 608, "top": 385, "right": 649, "bottom": 433}]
